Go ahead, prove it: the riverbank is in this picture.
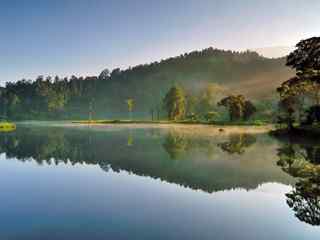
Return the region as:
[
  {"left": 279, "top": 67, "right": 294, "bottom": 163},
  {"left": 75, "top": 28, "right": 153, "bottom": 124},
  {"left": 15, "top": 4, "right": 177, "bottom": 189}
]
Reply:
[
  {"left": 17, "top": 120, "right": 274, "bottom": 135},
  {"left": 71, "top": 119, "right": 268, "bottom": 126},
  {"left": 69, "top": 120, "right": 274, "bottom": 135}
]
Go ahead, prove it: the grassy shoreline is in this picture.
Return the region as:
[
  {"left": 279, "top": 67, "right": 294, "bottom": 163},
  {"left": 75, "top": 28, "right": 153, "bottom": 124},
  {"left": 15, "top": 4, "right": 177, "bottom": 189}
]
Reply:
[
  {"left": 66, "top": 120, "right": 274, "bottom": 135},
  {"left": 16, "top": 120, "right": 274, "bottom": 135},
  {"left": 71, "top": 119, "right": 268, "bottom": 126}
]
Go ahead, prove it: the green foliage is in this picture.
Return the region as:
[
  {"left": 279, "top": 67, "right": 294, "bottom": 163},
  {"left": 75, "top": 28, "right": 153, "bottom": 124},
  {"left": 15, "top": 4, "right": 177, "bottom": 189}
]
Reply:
[
  {"left": 286, "top": 37, "right": 320, "bottom": 72},
  {"left": 162, "top": 132, "right": 189, "bottom": 160},
  {"left": 217, "top": 95, "right": 256, "bottom": 121},
  {"left": 252, "top": 120, "right": 267, "bottom": 126},
  {"left": 196, "top": 83, "right": 227, "bottom": 114},
  {"left": 0, "top": 47, "right": 291, "bottom": 120},
  {"left": 204, "top": 111, "right": 218, "bottom": 122},
  {"left": 277, "top": 97, "right": 296, "bottom": 129},
  {"left": 276, "top": 141, "right": 320, "bottom": 226},
  {"left": 277, "top": 37, "right": 320, "bottom": 128},
  {"left": 126, "top": 98, "right": 134, "bottom": 120},
  {"left": 243, "top": 100, "right": 257, "bottom": 120},
  {"left": 304, "top": 106, "right": 320, "bottom": 125},
  {"left": 163, "top": 86, "right": 186, "bottom": 120},
  {"left": 185, "top": 93, "right": 198, "bottom": 116},
  {"left": 126, "top": 99, "right": 134, "bottom": 112},
  {"left": 218, "top": 95, "right": 244, "bottom": 121},
  {"left": 185, "top": 113, "right": 198, "bottom": 121}
]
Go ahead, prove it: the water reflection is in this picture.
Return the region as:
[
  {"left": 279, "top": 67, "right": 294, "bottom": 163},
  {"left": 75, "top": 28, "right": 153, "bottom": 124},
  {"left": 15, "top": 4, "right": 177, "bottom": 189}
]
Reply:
[
  {"left": 217, "top": 134, "right": 256, "bottom": 155},
  {"left": 162, "top": 131, "right": 256, "bottom": 159},
  {"left": 163, "top": 132, "right": 189, "bottom": 160},
  {"left": 286, "top": 176, "right": 320, "bottom": 226},
  {"left": 0, "top": 126, "right": 293, "bottom": 193},
  {"left": 1, "top": 126, "right": 320, "bottom": 238},
  {"left": 162, "top": 131, "right": 217, "bottom": 159},
  {"left": 277, "top": 141, "right": 320, "bottom": 226}
]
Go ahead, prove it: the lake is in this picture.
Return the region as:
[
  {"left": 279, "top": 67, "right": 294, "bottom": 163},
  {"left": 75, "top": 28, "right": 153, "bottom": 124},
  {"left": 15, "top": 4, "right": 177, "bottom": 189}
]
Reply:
[{"left": 0, "top": 124, "right": 319, "bottom": 239}]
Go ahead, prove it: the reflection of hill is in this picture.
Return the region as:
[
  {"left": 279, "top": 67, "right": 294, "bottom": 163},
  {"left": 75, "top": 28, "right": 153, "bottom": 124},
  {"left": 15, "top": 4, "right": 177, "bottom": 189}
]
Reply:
[{"left": 0, "top": 126, "right": 294, "bottom": 193}]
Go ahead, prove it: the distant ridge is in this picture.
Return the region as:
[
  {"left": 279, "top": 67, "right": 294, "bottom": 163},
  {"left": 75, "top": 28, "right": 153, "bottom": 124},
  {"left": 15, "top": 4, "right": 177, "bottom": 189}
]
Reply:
[{"left": 0, "top": 47, "right": 294, "bottom": 119}]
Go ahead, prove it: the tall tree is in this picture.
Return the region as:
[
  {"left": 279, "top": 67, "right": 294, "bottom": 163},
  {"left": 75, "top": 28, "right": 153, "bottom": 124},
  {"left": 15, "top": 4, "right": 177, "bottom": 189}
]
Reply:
[
  {"left": 163, "top": 86, "right": 186, "bottom": 121},
  {"left": 218, "top": 95, "right": 256, "bottom": 121},
  {"left": 217, "top": 95, "right": 245, "bottom": 121},
  {"left": 99, "top": 69, "right": 110, "bottom": 80},
  {"left": 243, "top": 100, "right": 257, "bottom": 120},
  {"left": 126, "top": 98, "right": 134, "bottom": 120},
  {"left": 277, "top": 37, "right": 320, "bottom": 126}
]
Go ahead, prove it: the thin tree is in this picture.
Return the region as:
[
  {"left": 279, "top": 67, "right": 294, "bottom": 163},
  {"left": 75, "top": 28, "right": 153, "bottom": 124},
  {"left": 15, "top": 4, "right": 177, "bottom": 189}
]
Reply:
[{"left": 126, "top": 98, "right": 134, "bottom": 120}]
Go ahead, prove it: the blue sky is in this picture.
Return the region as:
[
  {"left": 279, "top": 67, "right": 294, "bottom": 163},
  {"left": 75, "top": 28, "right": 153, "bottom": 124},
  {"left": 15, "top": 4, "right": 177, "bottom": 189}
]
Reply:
[{"left": 1, "top": 0, "right": 320, "bottom": 84}]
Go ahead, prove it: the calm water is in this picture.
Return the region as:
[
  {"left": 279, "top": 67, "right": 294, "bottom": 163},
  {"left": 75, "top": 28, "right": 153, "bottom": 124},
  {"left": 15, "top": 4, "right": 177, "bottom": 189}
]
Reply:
[{"left": 0, "top": 124, "right": 319, "bottom": 239}]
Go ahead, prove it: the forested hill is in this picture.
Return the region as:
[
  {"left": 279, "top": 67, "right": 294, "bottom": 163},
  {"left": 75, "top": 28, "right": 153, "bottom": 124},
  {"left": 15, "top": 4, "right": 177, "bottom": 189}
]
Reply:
[{"left": 0, "top": 48, "right": 293, "bottom": 120}]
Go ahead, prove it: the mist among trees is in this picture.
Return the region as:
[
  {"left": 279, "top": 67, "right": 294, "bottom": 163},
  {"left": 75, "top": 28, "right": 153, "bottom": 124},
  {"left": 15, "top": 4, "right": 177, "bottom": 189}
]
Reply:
[{"left": 0, "top": 47, "right": 291, "bottom": 121}]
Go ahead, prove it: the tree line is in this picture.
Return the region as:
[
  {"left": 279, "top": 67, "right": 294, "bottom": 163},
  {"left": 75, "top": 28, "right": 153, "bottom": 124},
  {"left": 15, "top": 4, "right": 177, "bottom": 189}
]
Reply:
[
  {"left": 162, "top": 85, "right": 257, "bottom": 122},
  {"left": 0, "top": 47, "right": 289, "bottom": 120}
]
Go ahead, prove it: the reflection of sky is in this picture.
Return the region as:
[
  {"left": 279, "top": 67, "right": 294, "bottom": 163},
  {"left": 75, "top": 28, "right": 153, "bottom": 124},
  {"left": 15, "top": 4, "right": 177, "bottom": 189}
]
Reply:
[{"left": 0, "top": 155, "right": 319, "bottom": 240}]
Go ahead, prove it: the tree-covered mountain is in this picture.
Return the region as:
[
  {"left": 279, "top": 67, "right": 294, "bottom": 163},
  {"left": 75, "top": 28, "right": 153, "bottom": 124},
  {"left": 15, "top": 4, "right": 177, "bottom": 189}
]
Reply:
[{"left": 0, "top": 47, "right": 293, "bottom": 120}]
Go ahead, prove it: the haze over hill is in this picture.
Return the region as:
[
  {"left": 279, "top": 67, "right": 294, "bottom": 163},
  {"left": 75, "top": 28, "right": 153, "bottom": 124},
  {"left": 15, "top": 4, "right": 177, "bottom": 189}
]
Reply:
[
  {"left": 253, "top": 46, "right": 294, "bottom": 58},
  {"left": 0, "top": 47, "right": 294, "bottom": 119}
]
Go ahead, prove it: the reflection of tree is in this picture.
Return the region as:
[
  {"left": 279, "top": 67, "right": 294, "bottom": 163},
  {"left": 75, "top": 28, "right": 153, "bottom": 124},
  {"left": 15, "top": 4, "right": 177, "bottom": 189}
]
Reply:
[
  {"left": 286, "top": 176, "right": 320, "bottom": 226},
  {"left": 146, "top": 129, "right": 162, "bottom": 139},
  {"left": 0, "top": 128, "right": 96, "bottom": 166},
  {"left": 277, "top": 144, "right": 319, "bottom": 178},
  {"left": 217, "top": 134, "right": 256, "bottom": 155},
  {"left": 162, "top": 132, "right": 189, "bottom": 160},
  {"left": 0, "top": 127, "right": 293, "bottom": 194},
  {"left": 162, "top": 131, "right": 218, "bottom": 160},
  {"left": 127, "top": 129, "right": 134, "bottom": 146},
  {"left": 305, "top": 146, "right": 320, "bottom": 164},
  {"left": 277, "top": 142, "right": 320, "bottom": 226},
  {"left": 162, "top": 132, "right": 258, "bottom": 159}
]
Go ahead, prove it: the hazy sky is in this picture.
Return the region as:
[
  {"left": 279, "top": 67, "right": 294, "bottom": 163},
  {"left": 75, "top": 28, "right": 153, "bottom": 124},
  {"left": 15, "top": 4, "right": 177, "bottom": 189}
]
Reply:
[{"left": 1, "top": 0, "right": 320, "bottom": 84}]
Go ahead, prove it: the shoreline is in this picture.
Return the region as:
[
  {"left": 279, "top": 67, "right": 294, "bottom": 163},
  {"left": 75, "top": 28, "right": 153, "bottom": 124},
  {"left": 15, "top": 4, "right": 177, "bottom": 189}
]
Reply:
[
  {"left": 17, "top": 121, "right": 275, "bottom": 135},
  {"left": 271, "top": 126, "right": 320, "bottom": 140},
  {"left": 41, "top": 121, "right": 274, "bottom": 135}
]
